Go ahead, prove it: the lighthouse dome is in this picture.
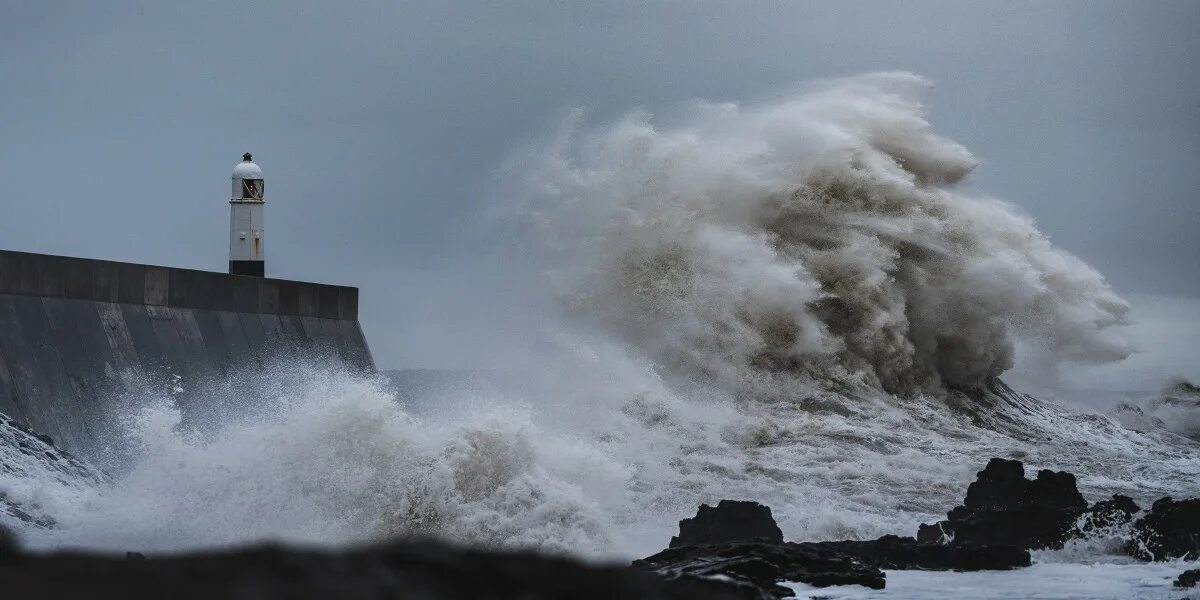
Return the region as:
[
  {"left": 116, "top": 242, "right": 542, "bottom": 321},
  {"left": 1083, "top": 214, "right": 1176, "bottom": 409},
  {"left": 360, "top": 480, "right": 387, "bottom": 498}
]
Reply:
[
  {"left": 232, "top": 152, "right": 263, "bottom": 179},
  {"left": 231, "top": 152, "right": 265, "bottom": 200}
]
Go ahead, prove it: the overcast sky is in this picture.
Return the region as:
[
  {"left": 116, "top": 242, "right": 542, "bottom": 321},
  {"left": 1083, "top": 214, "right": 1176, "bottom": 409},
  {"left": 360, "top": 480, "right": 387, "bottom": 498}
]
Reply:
[{"left": 1, "top": 1, "right": 1196, "bottom": 389}]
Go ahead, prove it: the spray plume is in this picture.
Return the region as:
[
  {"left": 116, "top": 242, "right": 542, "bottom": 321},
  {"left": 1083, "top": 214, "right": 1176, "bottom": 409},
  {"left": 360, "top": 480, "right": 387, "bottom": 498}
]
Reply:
[{"left": 515, "top": 72, "right": 1132, "bottom": 396}]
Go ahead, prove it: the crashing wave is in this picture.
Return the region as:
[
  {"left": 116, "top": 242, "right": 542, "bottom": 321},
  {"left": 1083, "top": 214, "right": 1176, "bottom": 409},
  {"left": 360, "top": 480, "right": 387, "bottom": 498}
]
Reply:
[
  {"left": 0, "top": 412, "right": 107, "bottom": 531},
  {"left": 510, "top": 72, "right": 1132, "bottom": 397},
  {"left": 1110, "top": 379, "right": 1200, "bottom": 441}
]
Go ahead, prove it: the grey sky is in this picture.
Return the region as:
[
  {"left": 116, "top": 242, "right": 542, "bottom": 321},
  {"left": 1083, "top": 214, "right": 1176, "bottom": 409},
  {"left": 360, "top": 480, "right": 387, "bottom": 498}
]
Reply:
[{"left": 2, "top": 1, "right": 1197, "bottom": 386}]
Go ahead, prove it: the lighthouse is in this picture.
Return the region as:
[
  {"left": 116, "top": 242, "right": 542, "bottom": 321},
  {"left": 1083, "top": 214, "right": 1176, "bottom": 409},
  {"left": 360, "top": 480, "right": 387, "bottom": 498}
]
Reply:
[{"left": 229, "top": 152, "right": 265, "bottom": 277}]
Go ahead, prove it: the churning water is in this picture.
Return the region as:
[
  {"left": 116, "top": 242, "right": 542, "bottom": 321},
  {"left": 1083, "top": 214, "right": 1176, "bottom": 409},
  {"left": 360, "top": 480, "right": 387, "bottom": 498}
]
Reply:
[{"left": 2, "top": 73, "right": 1197, "bottom": 597}]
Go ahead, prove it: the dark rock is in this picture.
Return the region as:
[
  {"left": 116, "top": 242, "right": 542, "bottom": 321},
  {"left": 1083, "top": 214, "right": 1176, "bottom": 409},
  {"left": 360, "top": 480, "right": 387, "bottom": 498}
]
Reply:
[
  {"left": 1075, "top": 494, "right": 1140, "bottom": 534},
  {"left": 0, "top": 524, "right": 16, "bottom": 558},
  {"left": 670, "top": 500, "right": 784, "bottom": 548},
  {"left": 636, "top": 537, "right": 1029, "bottom": 599},
  {"left": 916, "top": 521, "right": 949, "bottom": 544},
  {"left": 640, "top": 500, "right": 1032, "bottom": 598},
  {"left": 799, "top": 535, "right": 1030, "bottom": 571},
  {"left": 1127, "top": 497, "right": 1200, "bottom": 560},
  {"left": 635, "top": 541, "right": 885, "bottom": 597},
  {"left": 646, "top": 502, "right": 880, "bottom": 597},
  {"left": 1176, "top": 568, "right": 1200, "bottom": 588},
  {"left": 962, "top": 457, "right": 1029, "bottom": 510},
  {"left": 917, "top": 458, "right": 1087, "bottom": 550},
  {"left": 0, "top": 541, "right": 740, "bottom": 600}
]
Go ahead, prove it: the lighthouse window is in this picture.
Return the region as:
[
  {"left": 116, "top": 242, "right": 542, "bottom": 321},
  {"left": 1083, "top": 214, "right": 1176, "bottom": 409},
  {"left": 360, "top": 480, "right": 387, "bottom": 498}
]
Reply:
[{"left": 242, "top": 179, "right": 263, "bottom": 199}]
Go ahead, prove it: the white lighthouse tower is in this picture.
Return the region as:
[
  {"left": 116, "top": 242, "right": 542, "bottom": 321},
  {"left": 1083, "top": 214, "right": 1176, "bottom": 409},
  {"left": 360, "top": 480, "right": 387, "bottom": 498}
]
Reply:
[{"left": 229, "top": 152, "right": 265, "bottom": 277}]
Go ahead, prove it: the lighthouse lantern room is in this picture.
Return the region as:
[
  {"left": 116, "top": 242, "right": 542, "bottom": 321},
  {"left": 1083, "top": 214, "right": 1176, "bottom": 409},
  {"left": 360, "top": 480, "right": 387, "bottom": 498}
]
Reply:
[{"left": 229, "top": 152, "right": 265, "bottom": 277}]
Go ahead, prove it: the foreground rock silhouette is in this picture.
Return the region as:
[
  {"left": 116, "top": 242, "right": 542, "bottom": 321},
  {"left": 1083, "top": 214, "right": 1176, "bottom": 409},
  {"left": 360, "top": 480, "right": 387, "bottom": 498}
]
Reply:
[
  {"left": 670, "top": 500, "right": 784, "bottom": 547},
  {"left": 1077, "top": 493, "right": 1140, "bottom": 533},
  {"left": 917, "top": 458, "right": 1088, "bottom": 549},
  {"left": 1129, "top": 497, "right": 1200, "bottom": 560},
  {"left": 639, "top": 458, "right": 1200, "bottom": 598},
  {"left": 1176, "top": 568, "right": 1200, "bottom": 589},
  {"left": 0, "top": 535, "right": 743, "bottom": 600},
  {"left": 636, "top": 499, "right": 1030, "bottom": 597},
  {"left": 916, "top": 458, "right": 1199, "bottom": 561}
]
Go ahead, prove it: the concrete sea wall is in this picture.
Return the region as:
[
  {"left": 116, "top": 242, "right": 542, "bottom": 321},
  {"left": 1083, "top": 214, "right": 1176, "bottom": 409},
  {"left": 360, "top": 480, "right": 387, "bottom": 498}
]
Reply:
[{"left": 0, "top": 250, "right": 373, "bottom": 458}]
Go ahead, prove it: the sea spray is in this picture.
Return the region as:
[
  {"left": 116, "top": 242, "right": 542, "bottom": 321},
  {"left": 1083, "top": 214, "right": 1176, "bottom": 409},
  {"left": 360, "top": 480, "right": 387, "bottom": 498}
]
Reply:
[
  {"left": 25, "top": 362, "right": 620, "bottom": 554},
  {"left": 510, "top": 72, "right": 1132, "bottom": 396}
]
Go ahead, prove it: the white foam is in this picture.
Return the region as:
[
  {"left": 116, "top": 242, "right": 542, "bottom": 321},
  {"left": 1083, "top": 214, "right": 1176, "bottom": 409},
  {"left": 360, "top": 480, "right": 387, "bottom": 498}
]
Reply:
[{"left": 786, "top": 559, "right": 1200, "bottom": 599}]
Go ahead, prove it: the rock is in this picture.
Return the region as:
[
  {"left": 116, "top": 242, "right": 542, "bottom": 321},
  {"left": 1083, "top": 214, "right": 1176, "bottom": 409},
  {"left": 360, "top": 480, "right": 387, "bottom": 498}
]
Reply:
[
  {"left": 917, "top": 458, "right": 1087, "bottom": 550},
  {"left": 0, "top": 541, "right": 741, "bottom": 600},
  {"left": 1127, "top": 497, "right": 1200, "bottom": 560},
  {"left": 640, "top": 500, "right": 1031, "bottom": 598},
  {"left": 669, "top": 500, "right": 783, "bottom": 548},
  {"left": 0, "top": 524, "right": 16, "bottom": 558},
  {"left": 962, "top": 457, "right": 1029, "bottom": 509},
  {"left": 635, "top": 542, "right": 885, "bottom": 597},
  {"left": 1176, "top": 568, "right": 1200, "bottom": 588},
  {"left": 799, "top": 535, "right": 1030, "bottom": 571},
  {"left": 916, "top": 521, "right": 950, "bottom": 544},
  {"left": 636, "top": 537, "right": 1029, "bottom": 598},
  {"left": 1075, "top": 494, "right": 1140, "bottom": 534}
]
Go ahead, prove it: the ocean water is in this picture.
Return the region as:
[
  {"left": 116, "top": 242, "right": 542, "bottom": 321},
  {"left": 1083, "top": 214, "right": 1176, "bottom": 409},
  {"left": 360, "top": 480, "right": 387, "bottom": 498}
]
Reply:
[
  {"left": 788, "top": 560, "right": 1200, "bottom": 599},
  {"left": 2, "top": 73, "right": 1198, "bottom": 597}
]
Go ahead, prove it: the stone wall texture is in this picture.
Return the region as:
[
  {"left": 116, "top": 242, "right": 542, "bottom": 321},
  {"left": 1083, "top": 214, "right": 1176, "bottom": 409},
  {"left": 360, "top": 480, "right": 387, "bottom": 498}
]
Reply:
[{"left": 0, "top": 250, "right": 373, "bottom": 457}]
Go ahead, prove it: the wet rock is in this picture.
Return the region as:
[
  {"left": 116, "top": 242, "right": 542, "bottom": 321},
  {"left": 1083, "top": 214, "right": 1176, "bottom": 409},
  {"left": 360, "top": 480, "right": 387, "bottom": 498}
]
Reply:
[
  {"left": 1075, "top": 494, "right": 1140, "bottom": 534},
  {"left": 635, "top": 541, "right": 885, "bottom": 597},
  {"left": 641, "top": 500, "right": 1030, "bottom": 598},
  {"left": 1127, "top": 497, "right": 1200, "bottom": 560},
  {"left": 1176, "top": 568, "right": 1200, "bottom": 588},
  {"left": 799, "top": 535, "right": 1030, "bottom": 571},
  {"left": 918, "top": 458, "right": 1087, "bottom": 550},
  {"left": 0, "top": 541, "right": 740, "bottom": 600},
  {"left": 636, "top": 538, "right": 1028, "bottom": 598},
  {"left": 669, "top": 500, "right": 783, "bottom": 548}
]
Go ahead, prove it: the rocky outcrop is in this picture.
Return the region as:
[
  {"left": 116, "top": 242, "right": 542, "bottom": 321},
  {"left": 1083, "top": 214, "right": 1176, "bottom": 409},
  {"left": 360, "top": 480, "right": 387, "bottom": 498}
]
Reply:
[
  {"left": 1076, "top": 494, "right": 1140, "bottom": 533},
  {"left": 638, "top": 496, "right": 1030, "bottom": 598},
  {"left": 670, "top": 501, "right": 783, "bottom": 548},
  {"left": 915, "top": 458, "right": 1200, "bottom": 563},
  {"left": 1176, "top": 568, "right": 1200, "bottom": 589},
  {"left": 1127, "top": 497, "right": 1200, "bottom": 560},
  {"left": 917, "top": 458, "right": 1087, "bottom": 550},
  {"left": 635, "top": 542, "right": 885, "bottom": 596},
  {"left": 798, "top": 535, "right": 1029, "bottom": 571},
  {"left": 0, "top": 541, "right": 740, "bottom": 600}
]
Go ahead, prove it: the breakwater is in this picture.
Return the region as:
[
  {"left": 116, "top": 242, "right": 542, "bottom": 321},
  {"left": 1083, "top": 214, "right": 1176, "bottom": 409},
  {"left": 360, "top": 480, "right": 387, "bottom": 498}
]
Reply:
[{"left": 0, "top": 249, "right": 373, "bottom": 458}]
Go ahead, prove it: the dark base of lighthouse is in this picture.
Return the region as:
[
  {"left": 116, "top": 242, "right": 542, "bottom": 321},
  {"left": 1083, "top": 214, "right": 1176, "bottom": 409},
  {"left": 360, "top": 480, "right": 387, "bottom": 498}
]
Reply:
[{"left": 229, "top": 260, "right": 265, "bottom": 277}]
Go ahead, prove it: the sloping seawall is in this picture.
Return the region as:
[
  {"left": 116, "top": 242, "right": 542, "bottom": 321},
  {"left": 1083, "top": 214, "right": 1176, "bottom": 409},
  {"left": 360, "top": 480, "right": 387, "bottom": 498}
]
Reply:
[{"left": 0, "top": 250, "right": 373, "bottom": 458}]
